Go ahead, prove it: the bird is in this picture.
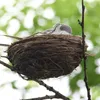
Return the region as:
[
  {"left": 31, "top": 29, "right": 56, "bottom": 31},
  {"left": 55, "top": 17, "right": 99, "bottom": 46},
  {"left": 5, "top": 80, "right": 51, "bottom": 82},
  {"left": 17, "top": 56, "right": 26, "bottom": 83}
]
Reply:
[
  {"left": 50, "top": 23, "right": 72, "bottom": 35},
  {"left": 36, "top": 23, "right": 72, "bottom": 36}
]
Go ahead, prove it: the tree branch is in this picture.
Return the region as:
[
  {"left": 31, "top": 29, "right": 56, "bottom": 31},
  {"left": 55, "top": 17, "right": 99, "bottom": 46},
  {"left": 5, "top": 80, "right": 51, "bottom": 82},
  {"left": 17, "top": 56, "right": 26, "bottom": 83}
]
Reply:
[
  {"left": 0, "top": 44, "right": 10, "bottom": 46},
  {"left": 0, "top": 60, "right": 12, "bottom": 70},
  {"left": 34, "top": 79, "right": 70, "bottom": 100},
  {"left": 78, "top": 0, "right": 91, "bottom": 100},
  {"left": 0, "top": 35, "right": 22, "bottom": 40},
  {"left": 19, "top": 74, "right": 70, "bottom": 100},
  {"left": 22, "top": 94, "right": 62, "bottom": 100}
]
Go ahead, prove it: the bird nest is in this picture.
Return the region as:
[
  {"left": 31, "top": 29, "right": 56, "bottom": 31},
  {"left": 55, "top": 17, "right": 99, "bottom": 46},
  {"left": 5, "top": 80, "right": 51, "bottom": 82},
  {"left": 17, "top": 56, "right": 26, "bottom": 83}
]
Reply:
[{"left": 7, "top": 34, "right": 87, "bottom": 80}]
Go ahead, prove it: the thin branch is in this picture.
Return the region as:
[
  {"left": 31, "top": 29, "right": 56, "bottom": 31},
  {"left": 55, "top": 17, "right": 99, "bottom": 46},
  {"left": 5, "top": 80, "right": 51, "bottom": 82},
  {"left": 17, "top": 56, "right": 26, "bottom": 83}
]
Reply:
[
  {"left": 78, "top": 0, "right": 91, "bottom": 100},
  {"left": 18, "top": 74, "right": 70, "bottom": 100},
  {"left": 0, "top": 44, "right": 10, "bottom": 46},
  {"left": 0, "top": 35, "right": 22, "bottom": 40},
  {"left": 22, "top": 94, "right": 61, "bottom": 100},
  {"left": 1, "top": 56, "right": 8, "bottom": 58},
  {"left": 34, "top": 79, "right": 70, "bottom": 100},
  {"left": 0, "top": 60, "right": 12, "bottom": 70}
]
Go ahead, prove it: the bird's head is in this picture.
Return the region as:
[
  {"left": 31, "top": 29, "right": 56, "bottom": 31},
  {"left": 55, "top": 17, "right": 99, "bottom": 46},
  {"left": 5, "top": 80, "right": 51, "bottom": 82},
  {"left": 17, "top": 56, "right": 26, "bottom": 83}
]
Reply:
[{"left": 53, "top": 23, "right": 72, "bottom": 34}]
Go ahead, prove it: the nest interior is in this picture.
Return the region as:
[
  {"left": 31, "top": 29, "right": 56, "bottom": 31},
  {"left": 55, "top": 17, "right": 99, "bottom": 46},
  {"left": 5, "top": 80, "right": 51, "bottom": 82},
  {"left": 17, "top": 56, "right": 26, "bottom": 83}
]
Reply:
[{"left": 7, "top": 34, "right": 87, "bottom": 80}]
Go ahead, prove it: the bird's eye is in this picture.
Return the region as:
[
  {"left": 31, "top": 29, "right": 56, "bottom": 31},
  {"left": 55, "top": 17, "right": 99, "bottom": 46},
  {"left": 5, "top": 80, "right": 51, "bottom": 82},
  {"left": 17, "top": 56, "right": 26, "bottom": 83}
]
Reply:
[
  {"left": 60, "top": 25, "right": 65, "bottom": 30},
  {"left": 60, "top": 25, "right": 72, "bottom": 33}
]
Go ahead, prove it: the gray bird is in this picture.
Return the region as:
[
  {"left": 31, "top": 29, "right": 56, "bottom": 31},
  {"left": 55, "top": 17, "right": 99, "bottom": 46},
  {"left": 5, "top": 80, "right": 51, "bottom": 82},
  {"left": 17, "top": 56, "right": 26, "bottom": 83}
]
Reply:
[
  {"left": 36, "top": 23, "right": 72, "bottom": 36},
  {"left": 43, "top": 23, "right": 72, "bottom": 35}
]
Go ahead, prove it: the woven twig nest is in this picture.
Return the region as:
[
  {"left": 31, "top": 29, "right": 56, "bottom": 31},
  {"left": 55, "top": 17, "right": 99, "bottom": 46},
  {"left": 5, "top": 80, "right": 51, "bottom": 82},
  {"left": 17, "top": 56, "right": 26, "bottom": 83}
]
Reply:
[{"left": 7, "top": 34, "right": 87, "bottom": 80}]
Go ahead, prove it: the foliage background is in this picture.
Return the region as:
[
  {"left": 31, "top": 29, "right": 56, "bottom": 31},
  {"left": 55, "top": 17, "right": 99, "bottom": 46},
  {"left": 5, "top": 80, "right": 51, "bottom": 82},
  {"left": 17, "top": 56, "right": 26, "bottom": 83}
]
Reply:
[{"left": 0, "top": 0, "right": 100, "bottom": 100}]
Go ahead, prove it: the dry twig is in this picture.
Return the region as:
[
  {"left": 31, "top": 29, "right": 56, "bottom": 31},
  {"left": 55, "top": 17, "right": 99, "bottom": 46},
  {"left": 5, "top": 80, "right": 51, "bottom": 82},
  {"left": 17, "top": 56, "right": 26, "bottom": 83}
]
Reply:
[
  {"left": 78, "top": 0, "right": 91, "bottom": 100},
  {"left": 22, "top": 79, "right": 70, "bottom": 100},
  {"left": 22, "top": 95, "right": 61, "bottom": 100}
]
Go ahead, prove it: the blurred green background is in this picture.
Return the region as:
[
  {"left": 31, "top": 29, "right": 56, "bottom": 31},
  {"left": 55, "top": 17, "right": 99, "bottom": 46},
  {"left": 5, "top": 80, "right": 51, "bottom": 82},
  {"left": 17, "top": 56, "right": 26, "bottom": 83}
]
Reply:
[{"left": 0, "top": 0, "right": 100, "bottom": 100}]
